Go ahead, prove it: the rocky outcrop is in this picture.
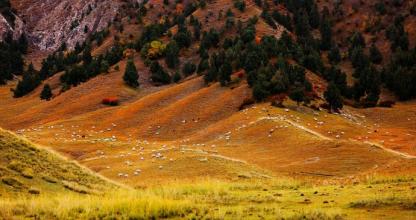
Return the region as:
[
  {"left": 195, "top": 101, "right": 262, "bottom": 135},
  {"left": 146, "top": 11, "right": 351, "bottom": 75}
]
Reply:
[
  {"left": 10, "top": 0, "right": 123, "bottom": 51},
  {"left": 0, "top": 12, "right": 24, "bottom": 40}
]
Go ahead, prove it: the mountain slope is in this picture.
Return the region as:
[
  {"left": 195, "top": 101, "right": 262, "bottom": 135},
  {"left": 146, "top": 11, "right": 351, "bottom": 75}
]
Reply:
[{"left": 9, "top": 0, "right": 122, "bottom": 50}]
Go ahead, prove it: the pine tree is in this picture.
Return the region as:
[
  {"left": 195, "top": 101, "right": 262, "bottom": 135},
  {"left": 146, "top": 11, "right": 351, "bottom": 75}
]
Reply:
[
  {"left": 13, "top": 63, "right": 41, "bottom": 98},
  {"left": 289, "top": 86, "right": 305, "bottom": 106},
  {"left": 150, "top": 61, "right": 171, "bottom": 85},
  {"left": 182, "top": 62, "right": 196, "bottom": 76},
  {"left": 123, "top": 59, "right": 139, "bottom": 88},
  {"left": 18, "top": 33, "right": 28, "bottom": 54},
  {"left": 319, "top": 13, "right": 332, "bottom": 50},
  {"left": 328, "top": 45, "right": 341, "bottom": 64},
  {"left": 165, "top": 41, "right": 180, "bottom": 69},
  {"left": 324, "top": 82, "right": 343, "bottom": 112},
  {"left": 369, "top": 44, "right": 383, "bottom": 64},
  {"left": 219, "top": 61, "right": 232, "bottom": 86},
  {"left": 173, "top": 71, "right": 182, "bottom": 83},
  {"left": 40, "top": 84, "right": 53, "bottom": 100}
]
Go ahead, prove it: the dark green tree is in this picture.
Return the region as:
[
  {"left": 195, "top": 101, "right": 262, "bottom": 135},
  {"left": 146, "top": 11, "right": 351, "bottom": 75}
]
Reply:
[
  {"left": 369, "top": 44, "right": 383, "bottom": 64},
  {"left": 150, "top": 61, "right": 171, "bottom": 85},
  {"left": 165, "top": 41, "right": 180, "bottom": 69},
  {"left": 123, "top": 59, "right": 139, "bottom": 88},
  {"left": 40, "top": 84, "right": 53, "bottom": 100},
  {"left": 219, "top": 61, "right": 232, "bottom": 86},
  {"left": 324, "top": 82, "right": 343, "bottom": 112},
  {"left": 289, "top": 86, "right": 305, "bottom": 106},
  {"left": 173, "top": 71, "right": 182, "bottom": 83},
  {"left": 328, "top": 44, "right": 341, "bottom": 64},
  {"left": 319, "top": 12, "right": 332, "bottom": 50},
  {"left": 182, "top": 62, "right": 196, "bottom": 76}
]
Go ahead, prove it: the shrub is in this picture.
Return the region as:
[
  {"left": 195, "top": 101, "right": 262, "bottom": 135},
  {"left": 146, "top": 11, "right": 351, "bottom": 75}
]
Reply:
[{"left": 102, "top": 97, "right": 119, "bottom": 106}]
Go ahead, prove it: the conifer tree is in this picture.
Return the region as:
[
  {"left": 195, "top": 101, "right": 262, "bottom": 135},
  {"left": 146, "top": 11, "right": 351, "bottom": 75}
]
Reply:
[
  {"left": 324, "top": 82, "right": 343, "bottom": 112},
  {"left": 369, "top": 44, "right": 383, "bottom": 64},
  {"left": 123, "top": 59, "right": 139, "bottom": 88},
  {"left": 219, "top": 61, "right": 232, "bottom": 86},
  {"left": 289, "top": 86, "right": 305, "bottom": 106},
  {"left": 165, "top": 41, "right": 180, "bottom": 69},
  {"left": 40, "top": 84, "right": 53, "bottom": 100},
  {"left": 150, "top": 61, "right": 171, "bottom": 84}
]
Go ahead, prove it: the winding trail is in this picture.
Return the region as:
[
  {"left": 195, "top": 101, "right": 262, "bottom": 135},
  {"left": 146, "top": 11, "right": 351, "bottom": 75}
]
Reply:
[
  {"left": 257, "top": 116, "right": 416, "bottom": 160},
  {"left": 257, "top": 116, "right": 331, "bottom": 140}
]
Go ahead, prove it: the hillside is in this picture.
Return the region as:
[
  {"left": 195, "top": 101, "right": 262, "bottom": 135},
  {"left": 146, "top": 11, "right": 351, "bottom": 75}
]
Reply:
[
  {"left": 0, "top": 128, "right": 114, "bottom": 197},
  {"left": 0, "top": 0, "right": 415, "bottom": 218}
]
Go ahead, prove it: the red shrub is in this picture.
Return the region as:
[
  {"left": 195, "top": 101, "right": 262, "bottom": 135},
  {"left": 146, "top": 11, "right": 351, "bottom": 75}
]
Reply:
[{"left": 102, "top": 97, "right": 119, "bottom": 106}]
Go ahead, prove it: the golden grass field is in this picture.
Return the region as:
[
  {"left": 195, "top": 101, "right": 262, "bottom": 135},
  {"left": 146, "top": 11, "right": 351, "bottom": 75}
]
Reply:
[
  {"left": 0, "top": 127, "right": 415, "bottom": 219},
  {"left": 1, "top": 73, "right": 416, "bottom": 219}
]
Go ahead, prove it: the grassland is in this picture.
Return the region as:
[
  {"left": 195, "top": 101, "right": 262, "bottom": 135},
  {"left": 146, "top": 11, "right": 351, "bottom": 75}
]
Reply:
[
  {"left": 0, "top": 176, "right": 415, "bottom": 219},
  {"left": 0, "top": 128, "right": 115, "bottom": 197}
]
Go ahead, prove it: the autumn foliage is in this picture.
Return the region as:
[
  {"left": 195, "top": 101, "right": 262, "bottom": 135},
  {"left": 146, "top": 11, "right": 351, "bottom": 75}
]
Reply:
[{"left": 102, "top": 97, "right": 119, "bottom": 106}]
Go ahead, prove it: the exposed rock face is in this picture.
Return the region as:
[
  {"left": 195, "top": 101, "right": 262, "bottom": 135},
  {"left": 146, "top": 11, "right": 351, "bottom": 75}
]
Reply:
[
  {"left": 10, "top": 0, "right": 122, "bottom": 51},
  {"left": 0, "top": 12, "right": 24, "bottom": 40}
]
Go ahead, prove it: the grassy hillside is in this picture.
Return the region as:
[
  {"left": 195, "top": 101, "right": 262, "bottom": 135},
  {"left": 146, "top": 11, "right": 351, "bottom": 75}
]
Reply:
[{"left": 0, "top": 128, "right": 114, "bottom": 197}]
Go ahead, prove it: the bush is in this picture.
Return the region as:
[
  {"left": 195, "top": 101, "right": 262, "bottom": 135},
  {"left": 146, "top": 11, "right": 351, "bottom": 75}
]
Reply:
[{"left": 102, "top": 97, "right": 119, "bottom": 106}]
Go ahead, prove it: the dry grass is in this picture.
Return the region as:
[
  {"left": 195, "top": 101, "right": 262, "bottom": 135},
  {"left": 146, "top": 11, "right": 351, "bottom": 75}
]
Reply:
[
  {"left": 0, "top": 175, "right": 415, "bottom": 219},
  {"left": 0, "top": 128, "right": 114, "bottom": 196}
]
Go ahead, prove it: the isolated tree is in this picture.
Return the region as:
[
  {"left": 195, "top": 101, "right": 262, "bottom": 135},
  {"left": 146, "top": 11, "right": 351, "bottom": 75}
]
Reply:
[
  {"left": 123, "top": 59, "right": 139, "bottom": 88},
  {"left": 40, "top": 84, "right": 53, "bottom": 100},
  {"left": 324, "top": 82, "right": 343, "bottom": 112}
]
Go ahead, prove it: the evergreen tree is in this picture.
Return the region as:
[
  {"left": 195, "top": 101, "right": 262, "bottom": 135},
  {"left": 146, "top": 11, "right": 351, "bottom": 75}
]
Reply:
[
  {"left": 18, "top": 33, "right": 28, "bottom": 54},
  {"left": 219, "top": 61, "right": 232, "bottom": 86},
  {"left": 173, "top": 71, "right": 182, "bottom": 83},
  {"left": 289, "top": 86, "right": 305, "bottom": 106},
  {"left": 328, "top": 44, "right": 341, "bottom": 64},
  {"left": 165, "top": 41, "right": 180, "bottom": 69},
  {"left": 174, "top": 26, "right": 192, "bottom": 48},
  {"left": 150, "top": 61, "right": 171, "bottom": 84},
  {"left": 123, "top": 59, "right": 139, "bottom": 88},
  {"left": 309, "top": 3, "right": 320, "bottom": 29},
  {"left": 182, "top": 62, "right": 196, "bottom": 76},
  {"left": 294, "top": 9, "right": 311, "bottom": 39},
  {"left": 324, "top": 82, "right": 343, "bottom": 112},
  {"left": 40, "top": 84, "right": 53, "bottom": 100},
  {"left": 82, "top": 44, "right": 93, "bottom": 64},
  {"left": 369, "top": 44, "right": 383, "bottom": 64},
  {"left": 13, "top": 64, "right": 41, "bottom": 98},
  {"left": 319, "top": 12, "right": 332, "bottom": 50}
]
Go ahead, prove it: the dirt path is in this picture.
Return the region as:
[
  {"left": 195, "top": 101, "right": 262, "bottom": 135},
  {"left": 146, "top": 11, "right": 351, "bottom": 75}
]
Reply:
[
  {"left": 257, "top": 116, "right": 416, "bottom": 160},
  {"left": 363, "top": 141, "right": 416, "bottom": 159},
  {"left": 257, "top": 116, "right": 332, "bottom": 140}
]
